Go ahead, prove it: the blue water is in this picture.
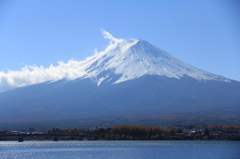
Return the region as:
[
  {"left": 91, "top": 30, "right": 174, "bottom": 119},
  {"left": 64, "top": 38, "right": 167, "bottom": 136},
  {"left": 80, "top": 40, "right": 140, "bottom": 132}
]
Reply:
[{"left": 0, "top": 140, "right": 239, "bottom": 159}]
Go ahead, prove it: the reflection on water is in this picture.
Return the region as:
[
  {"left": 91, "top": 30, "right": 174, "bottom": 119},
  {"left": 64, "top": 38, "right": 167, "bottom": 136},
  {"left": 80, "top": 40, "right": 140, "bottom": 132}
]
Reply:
[{"left": 0, "top": 140, "right": 240, "bottom": 159}]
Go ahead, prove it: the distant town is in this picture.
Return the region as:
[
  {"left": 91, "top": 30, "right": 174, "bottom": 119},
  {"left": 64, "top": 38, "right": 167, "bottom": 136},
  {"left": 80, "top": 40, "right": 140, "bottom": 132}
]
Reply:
[{"left": 1, "top": 125, "right": 239, "bottom": 142}]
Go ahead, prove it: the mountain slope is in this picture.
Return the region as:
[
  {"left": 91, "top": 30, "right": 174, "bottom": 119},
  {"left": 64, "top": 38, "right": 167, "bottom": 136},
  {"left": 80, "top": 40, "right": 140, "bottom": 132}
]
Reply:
[
  {"left": 75, "top": 39, "right": 229, "bottom": 86},
  {"left": 0, "top": 35, "right": 239, "bottom": 128},
  {"left": 0, "top": 74, "right": 239, "bottom": 125}
]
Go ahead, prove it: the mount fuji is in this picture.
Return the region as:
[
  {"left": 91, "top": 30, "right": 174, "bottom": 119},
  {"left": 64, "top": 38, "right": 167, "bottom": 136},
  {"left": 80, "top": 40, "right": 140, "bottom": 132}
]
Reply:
[
  {"left": 74, "top": 38, "right": 229, "bottom": 85},
  {"left": 0, "top": 31, "right": 240, "bottom": 128}
]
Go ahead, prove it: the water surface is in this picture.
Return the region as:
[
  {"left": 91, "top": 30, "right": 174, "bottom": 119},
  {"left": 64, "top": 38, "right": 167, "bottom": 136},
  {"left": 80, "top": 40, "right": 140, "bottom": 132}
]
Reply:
[{"left": 0, "top": 140, "right": 239, "bottom": 159}]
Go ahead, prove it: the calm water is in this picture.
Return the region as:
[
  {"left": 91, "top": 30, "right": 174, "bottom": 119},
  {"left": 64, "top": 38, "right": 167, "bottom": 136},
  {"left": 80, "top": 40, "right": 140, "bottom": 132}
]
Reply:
[{"left": 0, "top": 140, "right": 239, "bottom": 159}]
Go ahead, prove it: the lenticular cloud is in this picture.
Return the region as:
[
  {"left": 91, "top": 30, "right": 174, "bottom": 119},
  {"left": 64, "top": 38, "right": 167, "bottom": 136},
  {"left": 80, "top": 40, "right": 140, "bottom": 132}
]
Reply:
[{"left": 0, "top": 60, "right": 85, "bottom": 92}]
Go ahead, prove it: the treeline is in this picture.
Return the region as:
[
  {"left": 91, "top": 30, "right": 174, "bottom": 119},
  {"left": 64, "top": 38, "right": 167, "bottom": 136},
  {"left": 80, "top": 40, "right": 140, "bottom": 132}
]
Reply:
[
  {"left": 165, "top": 125, "right": 240, "bottom": 134},
  {"left": 195, "top": 125, "right": 240, "bottom": 133},
  {"left": 89, "top": 125, "right": 163, "bottom": 140},
  {"left": 89, "top": 125, "right": 240, "bottom": 140},
  {"left": 1, "top": 125, "right": 240, "bottom": 141},
  {"left": 48, "top": 128, "right": 86, "bottom": 134},
  {"left": 107, "top": 125, "right": 162, "bottom": 140}
]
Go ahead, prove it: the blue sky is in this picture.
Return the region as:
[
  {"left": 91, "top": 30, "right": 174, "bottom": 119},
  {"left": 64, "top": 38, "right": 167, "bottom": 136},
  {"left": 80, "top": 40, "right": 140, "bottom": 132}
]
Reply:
[{"left": 0, "top": 0, "right": 240, "bottom": 86}]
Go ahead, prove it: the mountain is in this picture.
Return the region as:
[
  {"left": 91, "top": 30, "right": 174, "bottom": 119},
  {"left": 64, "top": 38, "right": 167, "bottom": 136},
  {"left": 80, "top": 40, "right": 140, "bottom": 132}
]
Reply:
[
  {"left": 61, "top": 39, "right": 230, "bottom": 85},
  {"left": 0, "top": 37, "right": 240, "bottom": 129}
]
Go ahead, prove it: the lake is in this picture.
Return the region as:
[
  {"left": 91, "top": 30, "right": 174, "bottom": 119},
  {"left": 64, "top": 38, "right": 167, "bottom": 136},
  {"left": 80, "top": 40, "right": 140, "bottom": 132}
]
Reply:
[{"left": 0, "top": 140, "right": 239, "bottom": 159}]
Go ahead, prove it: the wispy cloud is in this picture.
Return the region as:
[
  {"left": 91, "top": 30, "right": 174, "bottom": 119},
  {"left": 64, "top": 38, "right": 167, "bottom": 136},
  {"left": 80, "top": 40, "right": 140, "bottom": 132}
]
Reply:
[
  {"left": 0, "top": 29, "right": 123, "bottom": 93},
  {"left": 101, "top": 29, "right": 123, "bottom": 44}
]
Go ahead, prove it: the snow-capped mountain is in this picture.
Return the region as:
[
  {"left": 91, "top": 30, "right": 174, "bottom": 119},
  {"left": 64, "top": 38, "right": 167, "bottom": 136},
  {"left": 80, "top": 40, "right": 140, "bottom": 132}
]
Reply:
[
  {"left": 0, "top": 31, "right": 239, "bottom": 128},
  {"left": 76, "top": 38, "right": 229, "bottom": 86},
  {"left": 0, "top": 30, "right": 232, "bottom": 93}
]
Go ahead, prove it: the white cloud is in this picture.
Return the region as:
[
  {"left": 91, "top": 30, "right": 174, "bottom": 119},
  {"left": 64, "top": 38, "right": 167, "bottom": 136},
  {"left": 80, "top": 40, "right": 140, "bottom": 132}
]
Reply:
[
  {"left": 0, "top": 29, "right": 123, "bottom": 93},
  {"left": 0, "top": 60, "right": 85, "bottom": 92},
  {"left": 101, "top": 29, "right": 123, "bottom": 44}
]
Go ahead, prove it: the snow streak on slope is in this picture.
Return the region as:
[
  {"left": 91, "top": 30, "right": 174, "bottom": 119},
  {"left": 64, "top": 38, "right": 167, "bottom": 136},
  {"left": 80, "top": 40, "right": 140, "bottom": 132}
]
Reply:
[{"left": 0, "top": 30, "right": 230, "bottom": 92}]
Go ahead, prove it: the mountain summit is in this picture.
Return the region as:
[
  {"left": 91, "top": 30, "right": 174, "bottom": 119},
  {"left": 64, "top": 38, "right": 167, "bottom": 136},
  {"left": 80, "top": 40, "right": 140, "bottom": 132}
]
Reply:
[
  {"left": 76, "top": 37, "right": 229, "bottom": 86},
  {"left": 0, "top": 30, "right": 239, "bottom": 128}
]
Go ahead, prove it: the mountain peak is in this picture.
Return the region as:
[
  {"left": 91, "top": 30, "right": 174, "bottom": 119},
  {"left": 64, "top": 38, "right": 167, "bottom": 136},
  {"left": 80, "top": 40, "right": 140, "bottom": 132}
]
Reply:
[{"left": 75, "top": 34, "right": 230, "bottom": 85}]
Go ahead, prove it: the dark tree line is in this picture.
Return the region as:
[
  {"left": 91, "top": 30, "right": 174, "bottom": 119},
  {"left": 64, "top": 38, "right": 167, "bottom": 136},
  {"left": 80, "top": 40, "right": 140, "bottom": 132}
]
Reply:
[
  {"left": 106, "top": 125, "right": 162, "bottom": 140},
  {"left": 1, "top": 125, "right": 239, "bottom": 141}
]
